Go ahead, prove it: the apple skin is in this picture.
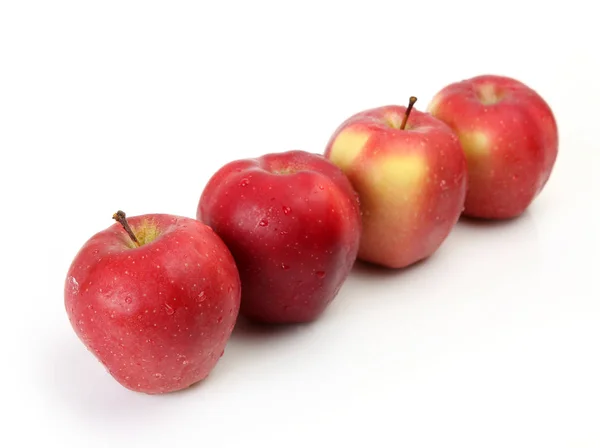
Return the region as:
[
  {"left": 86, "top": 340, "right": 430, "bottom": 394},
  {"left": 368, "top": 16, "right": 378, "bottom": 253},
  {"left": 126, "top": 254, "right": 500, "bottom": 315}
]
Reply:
[
  {"left": 197, "top": 150, "right": 361, "bottom": 324},
  {"left": 427, "top": 74, "right": 559, "bottom": 219},
  {"left": 324, "top": 104, "right": 467, "bottom": 269},
  {"left": 64, "top": 213, "right": 241, "bottom": 394}
]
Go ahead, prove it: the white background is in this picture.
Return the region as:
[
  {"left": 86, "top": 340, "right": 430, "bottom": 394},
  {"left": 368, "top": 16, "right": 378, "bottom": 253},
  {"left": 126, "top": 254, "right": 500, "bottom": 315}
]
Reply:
[{"left": 1, "top": 1, "right": 599, "bottom": 446}]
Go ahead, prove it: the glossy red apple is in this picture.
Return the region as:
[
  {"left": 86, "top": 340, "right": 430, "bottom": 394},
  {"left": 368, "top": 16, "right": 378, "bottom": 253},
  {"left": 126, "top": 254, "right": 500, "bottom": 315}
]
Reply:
[
  {"left": 324, "top": 97, "right": 468, "bottom": 269},
  {"left": 197, "top": 150, "right": 361, "bottom": 324},
  {"left": 64, "top": 211, "right": 241, "bottom": 394},
  {"left": 427, "top": 74, "right": 559, "bottom": 219}
]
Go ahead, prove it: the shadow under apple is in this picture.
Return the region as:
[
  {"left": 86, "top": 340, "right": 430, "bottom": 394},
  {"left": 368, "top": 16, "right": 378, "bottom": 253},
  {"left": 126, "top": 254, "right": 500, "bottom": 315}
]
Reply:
[
  {"left": 43, "top": 206, "right": 543, "bottom": 413},
  {"left": 351, "top": 255, "right": 432, "bottom": 279},
  {"left": 200, "top": 208, "right": 542, "bottom": 392},
  {"left": 40, "top": 335, "right": 210, "bottom": 423},
  {"left": 231, "top": 314, "right": 314, "bottom": 340},
  {"left": 42, "top": 339, "right": 149, "bottom": 412}
]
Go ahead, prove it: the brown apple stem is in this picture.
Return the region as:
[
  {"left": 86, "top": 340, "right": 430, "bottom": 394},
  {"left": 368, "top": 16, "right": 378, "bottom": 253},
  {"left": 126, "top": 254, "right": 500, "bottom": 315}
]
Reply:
[
  {"left": 399, "top": 96, "right": 418, "bottom": 130},
  {"left": 112, "top": 210, "right": 140, "bottom": 247}
]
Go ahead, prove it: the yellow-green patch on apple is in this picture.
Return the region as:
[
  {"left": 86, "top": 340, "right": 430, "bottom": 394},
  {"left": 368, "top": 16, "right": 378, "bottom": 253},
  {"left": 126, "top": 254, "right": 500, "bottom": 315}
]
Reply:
[
  {"left": 458, "top": 130, "right": 490, "bottom": 158},
  {"left": 427, "top": 74, "right": 558, "bottom": 219},
  {"left": 328, "top": 129, "right": 370, "bottom": 170},
  {"left": 324, "top": 97, "right": 468, "bottom": 268},
  {"left": 426, "top": 94, "right": 443, "bottom": 116},
  {"left": 475, "top": 83, "right": 504, "bottom": 105},
  {"left": 131, "top": 220, "right": 162, "bottom": 246},
  {"left": 368, "top": 154, "right": 427, "bottom": 203},
  {"left": 112, "top": 211, "right": 162, "bottom": 249},
  {"left": 457, "top": 131, "right": 493, "bottom": 183}
]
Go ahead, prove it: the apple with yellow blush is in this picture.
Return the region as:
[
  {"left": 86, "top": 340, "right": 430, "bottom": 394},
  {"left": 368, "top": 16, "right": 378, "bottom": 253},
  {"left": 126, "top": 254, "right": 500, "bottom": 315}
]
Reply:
[
  {"left": 427, "top": 74, "right": 558, "bottom": 219},
  {"left": 324, "top": 97, "right": 468, "bottom": 269}
]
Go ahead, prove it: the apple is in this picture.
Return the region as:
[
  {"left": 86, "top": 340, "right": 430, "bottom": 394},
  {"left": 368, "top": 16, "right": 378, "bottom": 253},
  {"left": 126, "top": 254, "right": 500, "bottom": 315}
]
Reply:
[
  {"left": 427, "top": 74, "right": 559, "bottom": 219},
  {"left": 323, "top": 97, "right": 468, "bottom": 269},
  {"left": 197, "top": 150, "right": 361, "bottom": 324},
  {"left": 64, "top": 211, "right": 241, "bottom": 394}
]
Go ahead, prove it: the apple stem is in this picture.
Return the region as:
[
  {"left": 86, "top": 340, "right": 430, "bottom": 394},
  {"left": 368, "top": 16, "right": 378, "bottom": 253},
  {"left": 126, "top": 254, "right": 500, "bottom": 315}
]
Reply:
[
  {"left": 399, "top": 96, "right": 418, "bottom": 130},
  {"left": 112, "top": 210, "right": 140, "bottom": 247}
]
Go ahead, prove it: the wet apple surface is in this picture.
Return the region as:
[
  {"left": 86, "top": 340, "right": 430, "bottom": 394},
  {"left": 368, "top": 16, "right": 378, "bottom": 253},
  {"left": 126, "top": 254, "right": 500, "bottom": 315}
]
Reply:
[
  {"left": 64, "top": 212, "right": 241, "bottom": 394},
  {"left": 198, "top": 150, "right": 362, "bottom": 324}
]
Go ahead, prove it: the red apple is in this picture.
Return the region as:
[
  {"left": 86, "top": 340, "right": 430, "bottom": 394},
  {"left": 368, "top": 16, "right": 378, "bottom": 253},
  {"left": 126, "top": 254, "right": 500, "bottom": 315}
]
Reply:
[
  {"left": 324, "top": 97, "right": 468, "bottom": 269},
  {"left": 197, "top": 150, "right": 361, "bottom": 324},
  {"left": 64, "top": 211, "right": 241, "bottom": 394},
  {"left": 427, "top": 74, "right": 559, "bottom": 219}
]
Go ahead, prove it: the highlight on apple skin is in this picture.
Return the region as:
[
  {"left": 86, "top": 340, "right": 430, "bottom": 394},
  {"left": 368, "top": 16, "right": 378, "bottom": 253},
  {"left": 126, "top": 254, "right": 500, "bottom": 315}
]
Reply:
[
  {"left": 324, "top": 98, "right": 468, "bottom": 269},
  {"left": 64, "top": 212, "right": 242, "bottom": 394},
  {"left": 427, "top": 74, "right": 559, "bottom": 220},
  {"left": 197, "top": 150, "right": 362, "bottom": 324}
]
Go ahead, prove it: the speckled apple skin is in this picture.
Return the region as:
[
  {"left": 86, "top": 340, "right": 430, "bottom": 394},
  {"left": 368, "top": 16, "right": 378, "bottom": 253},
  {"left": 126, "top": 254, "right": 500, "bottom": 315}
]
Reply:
[
  {"left": 324, "top": 106, "right": 468, "bottom": 269},
  {"left": 198, "top": 150, "right": 361, "bottom": 324},
  {"left": 64, "top": 214, "right": 241, "bottom": 394},
  {"left": 428, "top": 74, "right": 559, "bottom": 219}
]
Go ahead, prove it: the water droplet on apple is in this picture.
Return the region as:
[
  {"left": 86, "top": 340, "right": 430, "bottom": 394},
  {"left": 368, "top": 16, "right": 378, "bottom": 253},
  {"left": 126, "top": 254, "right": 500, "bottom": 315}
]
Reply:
[
  {"left": 239, "top": 178, "right": 250, "bottom": 187},
  {"left": 281, "top": 263, "right": 290, "bottom": 270},
  {"left": 165, "top": 303, "right": 174, "bottom": 315},
  {"left": 258, "top": 219, "right": 269, "bottom": 227},
  {"left": 282, "top": 206, "right": 292, "bottom": 215},
  {"left": 125, "top": 296, "right": 132, "bottom": 304},
  {"left": 92, "top": 249, "right": 99, "bottom": 255},
  {"left": 196, "top": 291, "right": 206, "bottom": 303},
  {"left": 318, "top": 185, "right": 324, "bottom": 190},
  {"left": 217, "top": 316, "right": 223, "bottom": 324},
  {"left": 153, "top": 373, "right": 163, "bottom": 379},
  {"left": 69, "top": 276, "right": 80, "bottom": 294},
  {"left": 316, "top": 271, "right": 326, "bottom": 279}
]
